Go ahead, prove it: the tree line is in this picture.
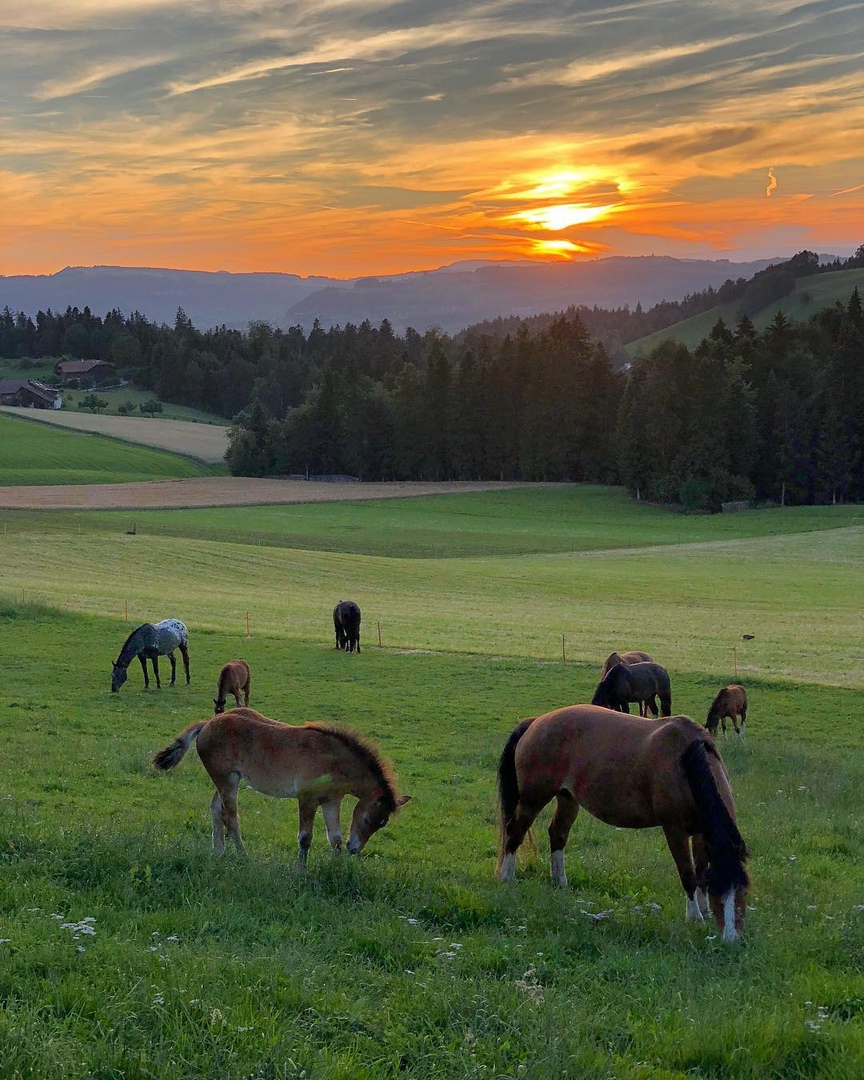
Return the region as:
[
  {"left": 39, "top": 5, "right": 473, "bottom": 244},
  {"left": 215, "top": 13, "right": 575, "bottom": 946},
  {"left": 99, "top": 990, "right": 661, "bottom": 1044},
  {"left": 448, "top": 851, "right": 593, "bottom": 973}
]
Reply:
[{"left": 1, "top": 252, "right": 863, "bottom": 509}]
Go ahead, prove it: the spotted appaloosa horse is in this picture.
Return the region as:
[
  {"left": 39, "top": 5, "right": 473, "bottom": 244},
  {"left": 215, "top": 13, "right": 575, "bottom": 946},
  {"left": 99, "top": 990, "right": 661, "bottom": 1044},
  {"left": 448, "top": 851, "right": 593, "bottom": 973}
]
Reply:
[
  {"left": 111, "top": 619, "right": 190, "bottom": 693},
  {"left": 213, "top": 659, "right": 251, "bottom": 714},
  {"left": 152, "top": 707, "right": 410, "bottom": 863},
  {"left": 333, "top": 600, "right": 361, "bottom": 653},
  {"left": 706, "top": 684, "right": 748, "bottom": 741},
  {"left": 497, "top": 704, "right": 750, "bottom": 941}
]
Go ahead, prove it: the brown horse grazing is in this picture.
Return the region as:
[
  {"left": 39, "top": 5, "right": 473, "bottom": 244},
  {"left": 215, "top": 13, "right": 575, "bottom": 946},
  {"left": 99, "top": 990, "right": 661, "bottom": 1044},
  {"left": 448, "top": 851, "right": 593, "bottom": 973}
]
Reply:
[
  {"left": 706, "top": 685, "right": 748, "bottom": 741},
  {"left": 600, "top": 650, "right": 654, "bottom": 715},
  {"left": 152, "top": 707, "right": 410, "bottom": 862},
  {"left": 213, "top": 660, "right": 251, "bottom": 715},
  {"left": 333, "top": 600, "right": 362, "bottom": 653},
  {"left": 497, "top": 705, "right": 750, "bottom": 941},
  {"left": 592, "top": 661, "right": 672, "bottom": 717}
]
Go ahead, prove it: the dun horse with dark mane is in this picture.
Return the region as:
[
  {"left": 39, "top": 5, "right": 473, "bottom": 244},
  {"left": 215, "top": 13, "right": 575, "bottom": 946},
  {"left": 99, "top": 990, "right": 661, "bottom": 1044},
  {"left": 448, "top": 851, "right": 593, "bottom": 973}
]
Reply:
[
  {"left": 111, "top": 619, "right": 190, "bottom": 693},
  {"left": 592, "top": 661, "right": 671, "bottom": 717},
  {"left": 153, "top": 707, "right": 409, "bottom": 861},
  {"left": 213, "top": 660, "right": 251, "bottom": 714},
  {"left": 497, "top": 704, "right": 749, "bottom": 941}
]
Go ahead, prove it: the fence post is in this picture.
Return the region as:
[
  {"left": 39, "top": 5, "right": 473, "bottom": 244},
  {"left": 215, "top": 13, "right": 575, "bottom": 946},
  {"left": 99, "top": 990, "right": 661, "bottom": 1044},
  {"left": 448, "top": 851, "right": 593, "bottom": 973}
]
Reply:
[
  {"left": 562, "top": 634, "right": 566, "bottom": 663},
  {"left": 733, "top": 647, "right": 738, "bottom": 677},
  {"left": 245, "top": 611, "right": 251, "bottom": 638},
  {"left": 125, "top": 600, "right": 128, "bottom": 622},
  {"left": 377, "top": 621, "right": 382, "bottom": 647}
]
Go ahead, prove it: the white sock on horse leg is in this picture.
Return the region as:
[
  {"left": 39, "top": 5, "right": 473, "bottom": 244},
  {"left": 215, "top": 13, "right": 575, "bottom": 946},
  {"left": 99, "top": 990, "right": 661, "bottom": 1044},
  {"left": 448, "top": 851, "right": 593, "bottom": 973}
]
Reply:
[{"left": 499, "top": 852, "right": 516, "bottom": 882}]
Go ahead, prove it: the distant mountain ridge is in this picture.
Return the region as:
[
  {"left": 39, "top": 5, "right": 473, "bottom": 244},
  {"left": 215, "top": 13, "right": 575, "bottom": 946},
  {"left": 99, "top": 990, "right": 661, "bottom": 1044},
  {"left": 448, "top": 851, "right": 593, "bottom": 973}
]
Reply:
[{"left": 1, "top": 257, "right": 780, "bottom": 336}]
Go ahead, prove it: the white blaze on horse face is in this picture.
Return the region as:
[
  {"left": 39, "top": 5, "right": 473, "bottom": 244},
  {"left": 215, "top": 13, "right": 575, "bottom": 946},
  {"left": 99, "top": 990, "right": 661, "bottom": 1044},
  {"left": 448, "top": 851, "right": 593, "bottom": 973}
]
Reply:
[
  {"left": 499, "top": 852, "right": 517, "bottom": 882},
  {"left": 686, "top": 895, "right": 704, "bottom": 921},
  {"left": 721, "top": 890, "right": 739, "bottom": 941},
  {"left": 550, "top": 850, "right": 567, "bottom": 887}
]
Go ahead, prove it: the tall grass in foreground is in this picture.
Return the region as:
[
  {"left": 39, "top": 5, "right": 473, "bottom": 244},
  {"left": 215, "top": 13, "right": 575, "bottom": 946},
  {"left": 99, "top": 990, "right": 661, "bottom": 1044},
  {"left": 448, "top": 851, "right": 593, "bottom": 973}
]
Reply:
[{"left": 1, "top": 602, "right": 862, "bottom": 1077}]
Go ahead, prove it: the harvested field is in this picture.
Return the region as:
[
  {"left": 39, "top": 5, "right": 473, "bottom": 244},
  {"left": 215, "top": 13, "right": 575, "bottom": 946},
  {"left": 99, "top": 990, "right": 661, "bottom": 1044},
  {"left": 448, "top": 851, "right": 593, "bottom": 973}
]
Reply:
[
  {"left": 0, "top": 477, "right": 528, "bottom": 510},
  {"left": 0, "top": 406, "right": 228, "bottom": 463}
]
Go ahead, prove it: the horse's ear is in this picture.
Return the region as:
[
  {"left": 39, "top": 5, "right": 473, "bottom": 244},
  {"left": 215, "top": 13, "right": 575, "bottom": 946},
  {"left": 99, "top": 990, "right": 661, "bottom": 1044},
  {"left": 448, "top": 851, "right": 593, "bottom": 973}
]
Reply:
[{"left": 397, "top": 795, "right": 412, "bottom": 806}]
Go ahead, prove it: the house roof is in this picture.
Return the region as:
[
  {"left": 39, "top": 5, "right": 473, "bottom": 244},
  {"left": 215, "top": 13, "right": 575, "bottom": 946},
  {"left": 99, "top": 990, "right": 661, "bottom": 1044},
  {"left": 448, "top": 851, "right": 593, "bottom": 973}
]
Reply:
[
  {"left": 56, "top": 359, "right": 115, "bottom": 374},
  {"left": 0, "top": 379, "right": 61, "bottom": 403}
]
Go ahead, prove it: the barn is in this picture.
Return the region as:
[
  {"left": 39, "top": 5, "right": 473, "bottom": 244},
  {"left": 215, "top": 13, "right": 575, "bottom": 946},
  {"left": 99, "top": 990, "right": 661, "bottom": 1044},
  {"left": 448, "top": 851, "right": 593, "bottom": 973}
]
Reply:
[{"left": 0, "top": 379, "right": 63, "bottom": 409}]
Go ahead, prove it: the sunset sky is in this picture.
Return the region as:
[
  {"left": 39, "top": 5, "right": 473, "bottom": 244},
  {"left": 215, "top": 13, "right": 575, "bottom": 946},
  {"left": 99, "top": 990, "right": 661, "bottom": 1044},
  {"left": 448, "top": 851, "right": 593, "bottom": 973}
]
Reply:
[{"left": 3, "top": 0, "right": 863, "bottom": 278}]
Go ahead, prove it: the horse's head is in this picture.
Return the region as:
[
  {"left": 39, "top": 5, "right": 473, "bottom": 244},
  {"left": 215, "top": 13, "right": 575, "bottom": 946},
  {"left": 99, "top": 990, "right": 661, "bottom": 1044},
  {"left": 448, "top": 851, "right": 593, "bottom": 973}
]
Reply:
[
  {"left": 708, "top": 879, "right": 749, "bottom": 942},
  {"left": 111, "top": 664, "right": 128, "bottom": 693},
  {"left": 591, "top": 682, "right": 611, "bottom": 708},
  {"left": 707, "top": 847, "right": 750, "bottom": 942},
  {"left": 346, "top": 792, "right": 411, "bottom": 854},
  {"left": 213, "top": 697, "right": 226, "bottom": 714}
]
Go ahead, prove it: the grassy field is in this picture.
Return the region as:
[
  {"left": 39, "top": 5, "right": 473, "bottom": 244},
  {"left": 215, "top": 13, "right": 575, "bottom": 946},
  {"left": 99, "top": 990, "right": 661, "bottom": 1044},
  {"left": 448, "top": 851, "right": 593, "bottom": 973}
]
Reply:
[
  {"left": 1, "top": 599, "right": 862, "bottom": 1078},
  {"left": 1, "top": 488, "right": 863, "bottom": 1077},
  {"left": 0, "top": 412, "right": 221, "bottom": 485}
]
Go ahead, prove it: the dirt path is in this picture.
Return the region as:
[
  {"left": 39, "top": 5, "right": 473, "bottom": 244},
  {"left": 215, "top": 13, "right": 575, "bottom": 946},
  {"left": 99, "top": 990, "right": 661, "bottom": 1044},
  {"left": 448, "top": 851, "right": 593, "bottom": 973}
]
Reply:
[
  {"left": 0, "top": 477, "right": 532, "bottom": 510},
  {"left": 0, "top": 406, "right": 228, "bottom": 463}
]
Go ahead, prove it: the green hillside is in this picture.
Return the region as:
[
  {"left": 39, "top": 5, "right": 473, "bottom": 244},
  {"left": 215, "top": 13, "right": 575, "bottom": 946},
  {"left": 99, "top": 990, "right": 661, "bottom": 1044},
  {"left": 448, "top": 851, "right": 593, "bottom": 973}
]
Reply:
[
  {"left": 0, "top": 411, "right": 219, "bottom": 484},
  {"left": 626, "top": 266, "right": 864, "bottom": 357}
]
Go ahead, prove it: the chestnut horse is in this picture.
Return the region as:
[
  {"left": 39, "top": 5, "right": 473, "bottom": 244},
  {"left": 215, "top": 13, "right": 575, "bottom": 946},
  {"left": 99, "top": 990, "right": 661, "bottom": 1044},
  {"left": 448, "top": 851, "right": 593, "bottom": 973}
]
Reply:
[
  {"left": 600, "top": 650, "right": 654, "bottom": 715},
  {"left": 497, "top": 704, "right": 749, "bottom": 941},
  {"left": 706, "top": 685, "right": 748, "bottom": 741},
  {"left": 592, "top": 661, "right": 672, "bottom": 717},
  {"left": 153, "top": 707, "right": 409, "bottom": 862},
  {"left": 213, "top": 659, "right": 251, "bottom": 714}
]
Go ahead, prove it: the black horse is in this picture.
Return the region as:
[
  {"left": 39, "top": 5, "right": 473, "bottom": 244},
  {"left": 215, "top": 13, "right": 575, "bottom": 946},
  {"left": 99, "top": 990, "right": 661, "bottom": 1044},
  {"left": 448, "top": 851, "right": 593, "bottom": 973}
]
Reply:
[
  {"left": 591, "top": 661, "right": 671, "bottom": 717},
  {"left": 333, "top": 600, "right": 361, "bottom": 653}
]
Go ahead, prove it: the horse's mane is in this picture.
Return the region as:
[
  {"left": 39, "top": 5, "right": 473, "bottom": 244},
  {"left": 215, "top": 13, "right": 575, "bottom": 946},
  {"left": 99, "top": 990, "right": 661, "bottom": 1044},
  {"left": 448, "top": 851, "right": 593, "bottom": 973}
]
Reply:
[
  {"left": 116, "top": 623, "right": 153, "bottom": 660},
  {"left": 307, "top": 723, "right": 400, "bottom": 812}
]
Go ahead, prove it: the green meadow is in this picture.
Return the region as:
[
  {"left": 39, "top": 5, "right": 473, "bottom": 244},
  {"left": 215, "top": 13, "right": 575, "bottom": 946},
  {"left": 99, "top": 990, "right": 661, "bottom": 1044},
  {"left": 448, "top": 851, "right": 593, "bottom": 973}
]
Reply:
[
  {"left": 0, "top": 412, "right": 218, "bottom": 485},
  {"left": 1, "top": 487, "right": 863, "bottom": 1078}
]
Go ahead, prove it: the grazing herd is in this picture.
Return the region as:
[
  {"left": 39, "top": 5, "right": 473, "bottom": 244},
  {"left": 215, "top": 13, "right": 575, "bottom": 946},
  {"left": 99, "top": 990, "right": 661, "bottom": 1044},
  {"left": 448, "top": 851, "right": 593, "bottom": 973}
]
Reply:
[{"left": 112, "top": 607, "right": 752, "bottom": 942}]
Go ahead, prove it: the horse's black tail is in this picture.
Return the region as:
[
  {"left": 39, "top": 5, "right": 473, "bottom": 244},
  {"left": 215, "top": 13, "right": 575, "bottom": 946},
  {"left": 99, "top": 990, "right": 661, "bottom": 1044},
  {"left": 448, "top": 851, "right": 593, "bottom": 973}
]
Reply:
[
  {"left": 497, "top": 718, "right": 536, "bottom": 859},
  {"left": 152, "top": 721, "right": 208, "bottom": 771},
  {"left": 680, "top": 739, "right": 749, "bottom": 897}
]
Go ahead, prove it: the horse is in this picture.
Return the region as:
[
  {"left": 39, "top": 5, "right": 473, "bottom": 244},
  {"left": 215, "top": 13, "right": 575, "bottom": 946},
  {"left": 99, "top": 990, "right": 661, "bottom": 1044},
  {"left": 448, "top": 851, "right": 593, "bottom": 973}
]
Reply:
[
  {"left": 152, "top": 707, "right": 410, "bottom": 862},
  {"left": 600, "top": 650, "right": 654, "bottom": 715},
  {"left": 592, "top": 661, "right": 671, "bottom": 717},
  {"left": 111, "top": 619, "right": 190, "bottom": 693},
  {"left": 333, "top": 600, "right": 361, "bottom": 653},
  {"left": 706, "top": 685, "right": 748, "bottom": 741},
  {"left": 496, "top": 704, "right": 750, "bottom": 941},
  {"left": 213, "top": 659, "right": 251, "bottom": 714},
  {"left": 599, "top": 650, "right": 653, "bottom": 679}
]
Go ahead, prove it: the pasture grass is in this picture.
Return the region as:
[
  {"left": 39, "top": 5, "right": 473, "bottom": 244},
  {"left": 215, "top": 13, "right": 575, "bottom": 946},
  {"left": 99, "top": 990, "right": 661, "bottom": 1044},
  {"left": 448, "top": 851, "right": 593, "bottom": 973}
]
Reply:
[
  {"left": 1, "top": 601, "right": 863, "bottom": 1078},
  {"left": 0, "top": 411, "right": 220, "bottom": 485},
  {"left": 2, "top": 486, "right": 862, "bottom": 557},
  {"left": 1, "top": 497, "right": 862, "bottom": 686}
]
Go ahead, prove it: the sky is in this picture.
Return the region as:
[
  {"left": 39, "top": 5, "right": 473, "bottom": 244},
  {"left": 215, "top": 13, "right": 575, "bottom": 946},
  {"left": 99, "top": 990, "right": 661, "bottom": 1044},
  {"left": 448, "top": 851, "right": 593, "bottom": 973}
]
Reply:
[{"left": 3, "top": 0, "right": 864, "bottom": 278}]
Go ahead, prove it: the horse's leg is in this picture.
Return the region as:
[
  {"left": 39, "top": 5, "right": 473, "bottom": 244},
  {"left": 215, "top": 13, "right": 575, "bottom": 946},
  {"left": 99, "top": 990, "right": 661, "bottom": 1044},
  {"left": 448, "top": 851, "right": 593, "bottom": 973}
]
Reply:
[
  {"left": 243, "top": 673, "right": 250, "bottom": 707},
  {"left": 721, "top": 716, "right": 728, "bottom": 739},
  {"left": 646, "top": 695, "right": 660, "bottom": 718},
  {"left": 210, "top": 791, "right": 226, "bottom": 854},
  {"left": 217, "top": 772, "right": 245, "bottom": 853},
  {"left": 297, "top": 795, "right": 317, "bottom": 866},
  {"left": 167, "top": 650, "right": 177, "bottom": 686},
  {"left": 691, "top": 834, "right": 710, "bottom": 916},
  {"left": 180, "top": 643, "right": 190, "bottom": 684},
  {"left": 548, "top": 791, "right": 579, "bottom": 887},
  {"left": 152, "top": 655, "right": 161, "bottom": 689},
  {"left": 663, "top": 825, "right": 702, "bottom": 922},
  {"left": 320, "top": 799, "right": 343, "bottom": 853},
  {"left": 739, "top": 704, "right": 747, "bottom": 741},
  {"left": 499, "top": 797, "right": 545, "bottom": 882},
  {"left": 659, "top": 692, "right": 672, "bottom": 717},
  {"left": 138, "top": 654, "right": 149, "bottom": 689}
]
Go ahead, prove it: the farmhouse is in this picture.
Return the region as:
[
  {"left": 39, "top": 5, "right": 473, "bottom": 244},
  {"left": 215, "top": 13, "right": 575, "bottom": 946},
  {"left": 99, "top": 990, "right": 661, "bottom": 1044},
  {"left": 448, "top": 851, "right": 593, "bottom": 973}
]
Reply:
[
  {"left": 0, "top": 378, "right": 62, "bottom": 409},
  {"left": 55, "top": 359, "right": 117, "bottom": 385}
]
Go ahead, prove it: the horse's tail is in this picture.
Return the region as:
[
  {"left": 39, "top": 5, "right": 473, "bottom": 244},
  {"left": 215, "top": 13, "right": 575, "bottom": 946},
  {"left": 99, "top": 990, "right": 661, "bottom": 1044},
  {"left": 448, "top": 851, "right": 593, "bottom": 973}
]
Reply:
[
  {"left": 497, "top": 718, "right": 536, "bottom": 866},
  {"left": 152, "top": 721, "right": 208, "bottom": 771},
  {"left": 680, "top": 739, "right": 749, "bottom": 897}
]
